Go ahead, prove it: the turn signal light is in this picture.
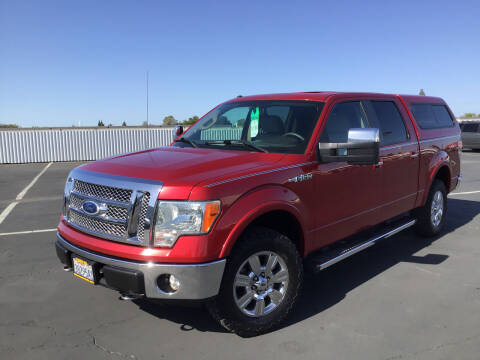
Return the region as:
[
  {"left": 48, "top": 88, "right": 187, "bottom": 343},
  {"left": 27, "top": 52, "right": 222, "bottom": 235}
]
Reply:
[{"left": 202, "top": 201, "right": 220, "bottom": 233}]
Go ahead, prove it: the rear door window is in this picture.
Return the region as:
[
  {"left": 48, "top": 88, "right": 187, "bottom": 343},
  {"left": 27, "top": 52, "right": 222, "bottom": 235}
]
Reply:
[
  {"left": 431, "top": 105, "right": 454, "bottom": 127},
  {"left": 410, "top": 104, "right": 437, "bottom": 129},
  {"left": 410, "top": 103, "right": 454, "bottom": 129},
  {"left": 320, "top": 101, "right": 368, "bottom": 143},
  {"left": 370, "top": 101, "right": 408, "bottom": 146}
]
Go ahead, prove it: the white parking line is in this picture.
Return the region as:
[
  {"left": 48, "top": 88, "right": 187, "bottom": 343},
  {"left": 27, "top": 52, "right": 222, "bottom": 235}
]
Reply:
[
  {"left": 0, "top": 162, "right": 53, "bottom": 225},
  {"left": 16, "top": 162, "right": 53, "bottom": 200},
  {"left": 0, "top": 203, "right": 18, "bottom": 224},
  {"left": 449, "top": 190, "right": 480, "bottom": 196},
  {"left": 0, "top": 228, "right": 57, "bottom": 237}
]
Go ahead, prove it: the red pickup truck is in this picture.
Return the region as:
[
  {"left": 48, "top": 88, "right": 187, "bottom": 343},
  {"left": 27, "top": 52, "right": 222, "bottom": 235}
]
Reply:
[{"left": 56, "top": 91, "right": 461, "bottom": 336}]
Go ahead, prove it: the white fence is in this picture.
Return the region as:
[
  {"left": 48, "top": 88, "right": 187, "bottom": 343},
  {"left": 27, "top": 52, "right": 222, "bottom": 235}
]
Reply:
[
  {"left": 0, "top": 128, "right": 174, "bottom": 164},
  {"left": 0, "top": 127, "right": 245, "bottom": 164}
]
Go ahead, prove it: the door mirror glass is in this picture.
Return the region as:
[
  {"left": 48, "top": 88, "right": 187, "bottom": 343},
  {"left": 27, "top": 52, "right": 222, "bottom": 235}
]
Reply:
[{"left": 318, "top": 128, "right": 380, "bottom": 165}]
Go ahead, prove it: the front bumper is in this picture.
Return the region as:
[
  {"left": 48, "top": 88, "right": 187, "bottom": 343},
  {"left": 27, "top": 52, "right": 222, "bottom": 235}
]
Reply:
[{"left": 55, "top": 233, "right": 226, "bottom": 300}]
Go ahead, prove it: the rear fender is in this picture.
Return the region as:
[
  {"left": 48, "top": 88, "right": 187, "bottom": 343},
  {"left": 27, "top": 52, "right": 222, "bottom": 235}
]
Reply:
[{"left": 421, "top": 150, "right": 451, "bottom": 205}]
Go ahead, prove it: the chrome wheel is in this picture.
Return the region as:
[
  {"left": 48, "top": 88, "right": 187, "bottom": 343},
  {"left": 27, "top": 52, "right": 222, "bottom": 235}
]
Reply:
[
  {"left": 233, "top": 251, "right": 289, "bottom": 317},
  {"left": 430, "top": 190, "right": 444, "bottom": 228}
]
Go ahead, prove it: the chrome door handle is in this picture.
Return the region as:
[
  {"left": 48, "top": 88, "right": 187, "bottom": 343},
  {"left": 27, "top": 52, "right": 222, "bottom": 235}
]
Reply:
[
  {"left": 410, "top": 152, "right": 419, "bottom": 159},
  {"left": 375, "top": 161, "right": 383, "bottom": 168}
]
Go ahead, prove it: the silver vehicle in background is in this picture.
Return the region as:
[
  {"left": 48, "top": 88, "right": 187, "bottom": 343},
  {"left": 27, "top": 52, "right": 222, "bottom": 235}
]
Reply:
[{"left": 460, "top": 120, "right": 480, "bottom": 151}]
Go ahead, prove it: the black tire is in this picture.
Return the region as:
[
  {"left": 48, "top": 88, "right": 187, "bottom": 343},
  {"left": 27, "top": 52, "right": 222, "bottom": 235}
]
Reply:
[
  {"left": 413, "top": 179, "right": 447, "bottom": 237},
  {"left": 206, "top": 226, "right": 303, "bottom": 337}
]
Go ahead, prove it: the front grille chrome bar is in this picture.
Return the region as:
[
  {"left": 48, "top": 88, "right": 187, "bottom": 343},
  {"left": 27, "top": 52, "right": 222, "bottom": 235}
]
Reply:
[
  {"left": 127, "top": 191, "right": 145, "bottom": 238},
  {"left": 70, "top": 190, "right": 130, "bottom": 207},
  {"left": 64, "top": 168, "right": 163, "bottom": 247}
]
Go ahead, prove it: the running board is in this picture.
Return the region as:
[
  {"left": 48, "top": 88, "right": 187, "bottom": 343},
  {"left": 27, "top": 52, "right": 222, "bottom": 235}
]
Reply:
[{"left": 308, "top": 219, "right": 416, "bottom": 272}]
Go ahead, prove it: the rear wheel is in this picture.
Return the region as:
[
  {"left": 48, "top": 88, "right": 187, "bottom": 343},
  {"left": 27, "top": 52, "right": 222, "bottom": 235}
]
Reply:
[
  {"left": 414, "top": 179, "right": 447, "bottom": 237},
  {"left": 207, "top": 226, "right": 303, "bottom": 337}
]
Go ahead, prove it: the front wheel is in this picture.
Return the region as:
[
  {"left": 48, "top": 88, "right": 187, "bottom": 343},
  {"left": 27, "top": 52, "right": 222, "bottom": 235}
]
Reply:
[
  {"left": 207, "top": 226, "right": 303, "bottom": 337},
  {"left": 414, "top": 179, "right": 447, "bottom": 237}
]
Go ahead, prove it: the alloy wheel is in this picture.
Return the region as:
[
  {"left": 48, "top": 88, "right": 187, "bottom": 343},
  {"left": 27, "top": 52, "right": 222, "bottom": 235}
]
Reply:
[
  {"left": 430, "top": 190, "right": 444, "bottom": 228},
  {"left": 233, "top": 251, "right": 289, "bottom": 317}
]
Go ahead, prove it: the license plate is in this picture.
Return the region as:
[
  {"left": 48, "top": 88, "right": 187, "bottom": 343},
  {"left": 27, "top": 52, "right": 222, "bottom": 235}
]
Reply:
[{"left": 72, "top": 257, "right": 95, "bottom": 284}]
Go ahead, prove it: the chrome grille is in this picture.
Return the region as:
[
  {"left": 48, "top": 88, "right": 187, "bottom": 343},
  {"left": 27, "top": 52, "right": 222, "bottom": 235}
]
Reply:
[
  {"left": 137, "top": 192, "right": 151, "bottom": 241},
  {"left": 73, "top": 180, "right": 132, "bottom": 203},
  {"left": 69, "top": 211, "right": 126, "bottom": 238},
  {"left": 66, "top": 175, "right": 158, "bottom": 246},
  {"left": 69, "top": 193, "right": 84, "bottom": 209},
  {"left": 106, "top": 205, "right": 128, "bottom": 220},
  {"left": 70, "top": 193, "right": 128, "bottom": 220}
]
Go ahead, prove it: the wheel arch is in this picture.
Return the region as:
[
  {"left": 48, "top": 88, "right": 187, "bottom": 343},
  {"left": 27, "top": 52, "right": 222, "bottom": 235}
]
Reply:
[
  {"left": 217, "top": 187, "right": 308, "bottom": 259},
  {"left": 422, "top": 161, "right": 451, "bottom": 206},
  {"left": 434, "top": 165, "right": 451, "bottom": 191},
  {"left": 242, "top": 210, "right": 305, "bottom": 255}
]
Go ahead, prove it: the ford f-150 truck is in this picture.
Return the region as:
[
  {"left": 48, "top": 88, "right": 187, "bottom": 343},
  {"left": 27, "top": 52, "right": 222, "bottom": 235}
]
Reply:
[{"left": 56, "top": 91, "right": 461, "bottom": 336}]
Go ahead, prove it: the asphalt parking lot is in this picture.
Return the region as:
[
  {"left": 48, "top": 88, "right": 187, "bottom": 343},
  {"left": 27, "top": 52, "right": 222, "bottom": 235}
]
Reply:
[{"left": 1, "top": 153, "right": 480, "bottom": 360}]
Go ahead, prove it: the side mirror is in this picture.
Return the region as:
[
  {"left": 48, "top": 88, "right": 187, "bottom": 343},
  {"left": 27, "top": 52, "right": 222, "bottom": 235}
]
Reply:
[
  {"left": 318, "top": 128, "right": 380, "bottom": 165},
  {"left": 173, "top": 125, "right": 183, "bottom": 139}
]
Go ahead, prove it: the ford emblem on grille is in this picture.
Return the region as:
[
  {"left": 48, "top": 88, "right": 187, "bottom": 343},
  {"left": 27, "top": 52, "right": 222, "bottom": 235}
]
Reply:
[{"left": 82, "top": 200, "right": 100, "bottom": 215}]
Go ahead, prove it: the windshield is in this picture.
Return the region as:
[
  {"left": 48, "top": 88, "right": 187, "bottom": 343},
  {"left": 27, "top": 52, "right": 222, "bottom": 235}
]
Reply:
[{"left": 175, "top": 100, "right": 324, "bottom": 154}]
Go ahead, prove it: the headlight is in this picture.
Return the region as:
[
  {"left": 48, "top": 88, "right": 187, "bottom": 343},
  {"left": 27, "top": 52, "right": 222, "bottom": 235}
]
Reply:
[
  {"left": 153, "top": 200, "right": 220, "bottom": 248},
  {"left": 63, "top": 177, "right": 74, "bottom": 218}
]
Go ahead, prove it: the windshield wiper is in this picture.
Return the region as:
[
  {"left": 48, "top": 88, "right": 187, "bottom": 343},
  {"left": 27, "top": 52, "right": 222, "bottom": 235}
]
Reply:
[
  {"left": 174, "top": 137, "right": 199, "bottom": 148},
  {"left": 204, "top": 140, "right": 268, "bottom": 153}
]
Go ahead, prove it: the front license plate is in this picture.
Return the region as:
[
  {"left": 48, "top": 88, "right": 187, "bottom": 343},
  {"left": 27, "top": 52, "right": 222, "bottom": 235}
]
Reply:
[{"left": 72, "top": 257, "right": 95, "bottom": 284}]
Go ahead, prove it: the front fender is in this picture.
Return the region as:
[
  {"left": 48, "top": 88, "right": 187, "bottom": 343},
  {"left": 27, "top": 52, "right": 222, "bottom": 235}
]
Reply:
[{"left": 213, "top": 185, "right": 308, "bottom": 258}]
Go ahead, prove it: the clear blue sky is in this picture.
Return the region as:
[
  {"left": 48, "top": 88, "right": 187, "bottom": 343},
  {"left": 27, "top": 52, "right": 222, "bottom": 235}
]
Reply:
[{"left": 0, "top": 0, "right": 479, "bottom": 127}]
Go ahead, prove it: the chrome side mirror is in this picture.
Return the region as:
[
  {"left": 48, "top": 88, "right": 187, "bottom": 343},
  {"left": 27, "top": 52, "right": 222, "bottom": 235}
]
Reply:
[
  {"left": 173, "top": 125, "right": 183, "bottom": 140},
  {"left": 318, "top": 128, "right": 380, "bottom": 165},
  {"left": 348, "top": 128, "right": 380, "bottom": 143}
]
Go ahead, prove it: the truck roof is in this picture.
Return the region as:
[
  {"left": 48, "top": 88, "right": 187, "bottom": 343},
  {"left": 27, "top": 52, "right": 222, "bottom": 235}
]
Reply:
[{"left": 227, "top": 91, "right": 445, "bottom": 104}]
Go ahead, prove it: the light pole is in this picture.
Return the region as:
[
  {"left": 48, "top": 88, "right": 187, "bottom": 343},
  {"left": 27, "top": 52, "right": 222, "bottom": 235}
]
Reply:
[{"left": 146, "top": 70, "right": 149, "bottom": 127}]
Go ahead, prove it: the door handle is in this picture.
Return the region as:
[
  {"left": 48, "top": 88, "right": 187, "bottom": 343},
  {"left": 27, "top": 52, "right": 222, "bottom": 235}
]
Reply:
[
  {"left": 375, "top": 161, "right": 383, "bottom": 168},
  {"left": 410, "top": 152, "right": 419, "bottom": 159}
]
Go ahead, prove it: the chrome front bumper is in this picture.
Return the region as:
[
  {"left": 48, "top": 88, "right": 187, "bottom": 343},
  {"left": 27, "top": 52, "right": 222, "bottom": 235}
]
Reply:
[{"left": 56, "top": 233, "right": 226, "bottom": 300}]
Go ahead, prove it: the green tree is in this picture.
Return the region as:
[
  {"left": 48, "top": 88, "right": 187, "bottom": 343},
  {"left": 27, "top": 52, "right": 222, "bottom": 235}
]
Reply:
[
  {"left": 0, "top": 123, "right": 20, "bottom": 128},
  {"left": 183, "top": 116, "right": 199, "bottom": 125},
  {"left": 122, "top": 121, "right": 127, "bottom": 127},
  {"left": 162, "top": 115, "right": 176, "bottom": 126},
  {"left": 419, "top": 89, "right": 426, "bottom": 96},
  {"left": 464, "top": 113, "right": 477, "bottom": 118},
  {"left": 97, "top": 120, "right": 105, "bottom": 127}
]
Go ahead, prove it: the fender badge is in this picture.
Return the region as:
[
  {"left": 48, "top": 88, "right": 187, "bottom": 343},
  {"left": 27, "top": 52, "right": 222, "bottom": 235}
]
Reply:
[{"left": 288, "top": 173, "right": 313, "bottom": 183}]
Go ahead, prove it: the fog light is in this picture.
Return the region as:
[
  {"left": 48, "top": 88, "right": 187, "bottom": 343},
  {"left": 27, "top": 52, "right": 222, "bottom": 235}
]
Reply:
[
  {"left": 169, "top": 275, "right": 180, "bottom": 291},
  {"left": 157, "top": 274, "right": 180, "bottom": 294}
]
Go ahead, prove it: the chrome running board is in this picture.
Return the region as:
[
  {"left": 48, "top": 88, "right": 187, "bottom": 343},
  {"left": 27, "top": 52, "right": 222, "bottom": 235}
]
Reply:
[{"left": 310, "top": 219, "right": 416, "bottom": 272}]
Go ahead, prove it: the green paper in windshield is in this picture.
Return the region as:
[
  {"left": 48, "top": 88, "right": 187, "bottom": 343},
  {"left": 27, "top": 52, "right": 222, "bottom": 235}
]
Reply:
[{"left": 251, "top": 107, "right": 259, "bottom": 137}]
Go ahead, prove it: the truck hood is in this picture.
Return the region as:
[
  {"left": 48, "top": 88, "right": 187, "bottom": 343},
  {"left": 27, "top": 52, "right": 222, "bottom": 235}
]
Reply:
[{"left": 80, "top": 147, "right": 285, "bottom": 199}]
